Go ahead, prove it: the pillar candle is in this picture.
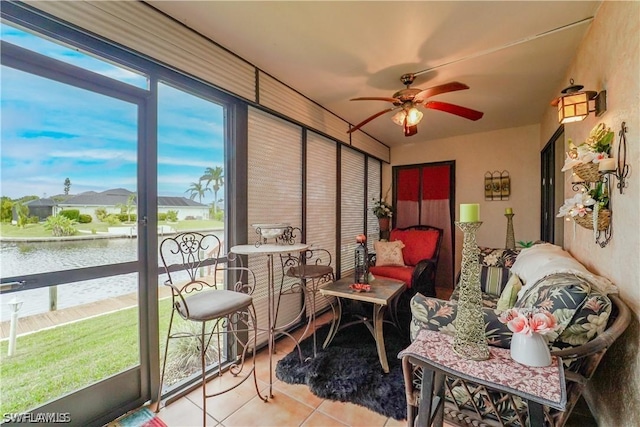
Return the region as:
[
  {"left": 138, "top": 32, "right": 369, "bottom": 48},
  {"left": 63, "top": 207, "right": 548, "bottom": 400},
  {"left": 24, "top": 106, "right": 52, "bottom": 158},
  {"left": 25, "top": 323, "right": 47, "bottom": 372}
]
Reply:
[
  {"left": 598, "top": 158, "right": 616, "bottom": 172},
  {"left": 505, "top": 207, "right": 513, "bottom": 215},
  {"left": 460, "top": 203, "right": 480, "bottom": 222}
]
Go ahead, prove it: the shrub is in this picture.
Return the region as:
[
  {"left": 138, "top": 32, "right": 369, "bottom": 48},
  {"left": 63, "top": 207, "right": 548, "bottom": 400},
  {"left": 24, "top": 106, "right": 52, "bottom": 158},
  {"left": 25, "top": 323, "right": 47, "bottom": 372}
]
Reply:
[
  {"left": 166, "top": 210, "right": 178, "bottom": 222},
  {"left": 118, "top": 213, "right": 137, "bottom": 223},
  {"left": 158, "top": 213, "right": 167, "bottom": 221},
  {"left": 60, "top": 209, "right": 80, "bottom": 221},
  {"left": 104, "top": 214, "right": 121, "bottom": 226},
  {"left": 28, "top": 216, "right": 39, "bottom": 224},
  {"left": 44, "top": 215, "right": 77, "bottom": 237},
  {"left": 78, "top": 214, "right": 92, "bottom": 224},
  {"left": 95, "top": 208, "right": 107, "bottom": 221},
  {"left": 213, "top": 210, "right": 224, "bottom": 221}
]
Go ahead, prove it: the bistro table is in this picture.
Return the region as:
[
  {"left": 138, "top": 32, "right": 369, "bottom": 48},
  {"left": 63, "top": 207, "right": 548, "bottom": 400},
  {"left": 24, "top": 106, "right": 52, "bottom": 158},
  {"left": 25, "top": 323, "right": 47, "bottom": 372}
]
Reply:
[
  {"left": 319, "top": 277, "right": 406, "bottom": 373},
  {"left": 229, "top": 243, "right": 309, "bottom": 398},
  {"left": 399, "top": 329, "right": 567, "bottom": 427}
]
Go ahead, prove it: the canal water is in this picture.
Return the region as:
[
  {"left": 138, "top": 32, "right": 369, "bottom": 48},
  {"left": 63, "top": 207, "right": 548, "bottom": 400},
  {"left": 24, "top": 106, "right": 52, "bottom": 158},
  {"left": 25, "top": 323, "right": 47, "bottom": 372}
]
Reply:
[{"left": 0, "top": 233, "right": 224, "bottom": 322}]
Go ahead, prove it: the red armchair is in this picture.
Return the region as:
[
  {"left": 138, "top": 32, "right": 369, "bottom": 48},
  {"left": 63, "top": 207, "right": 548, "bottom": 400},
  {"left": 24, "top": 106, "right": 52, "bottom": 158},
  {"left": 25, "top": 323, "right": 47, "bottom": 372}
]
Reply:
[{"left": 369, "top": 225, "right": 443, "bottom": 298}]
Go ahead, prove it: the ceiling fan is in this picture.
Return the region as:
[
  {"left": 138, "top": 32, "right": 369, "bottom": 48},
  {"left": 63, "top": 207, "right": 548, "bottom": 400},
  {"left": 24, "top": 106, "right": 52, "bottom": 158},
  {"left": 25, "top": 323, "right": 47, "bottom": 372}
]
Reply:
[{"left": 347, "top": 73, "right": 484, "bottom": 137}]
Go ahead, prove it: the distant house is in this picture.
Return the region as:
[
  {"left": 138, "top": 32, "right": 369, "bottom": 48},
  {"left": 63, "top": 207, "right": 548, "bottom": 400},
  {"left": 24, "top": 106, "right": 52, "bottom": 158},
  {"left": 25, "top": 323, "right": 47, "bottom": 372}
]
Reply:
[
  {"left": 11, "top": 197, "right": 57, "bottom": 223},
  {"left": 53, "top": 188, "right": 209, "bottom": 220}
]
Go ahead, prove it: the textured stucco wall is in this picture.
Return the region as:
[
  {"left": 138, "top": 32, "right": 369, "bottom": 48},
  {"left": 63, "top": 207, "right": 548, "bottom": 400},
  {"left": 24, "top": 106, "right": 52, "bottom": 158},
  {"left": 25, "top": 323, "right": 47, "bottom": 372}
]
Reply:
[
  {"left": 391, "top": 124, "right": 541, "bottom": 279},
  {"left": 539, "top": 1, "right": 640, "bottom": 425}
]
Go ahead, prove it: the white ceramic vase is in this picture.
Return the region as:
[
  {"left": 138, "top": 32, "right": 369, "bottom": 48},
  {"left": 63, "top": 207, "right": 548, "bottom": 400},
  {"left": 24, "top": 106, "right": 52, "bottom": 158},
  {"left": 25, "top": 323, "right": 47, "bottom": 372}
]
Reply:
[{"left": 510, "top": 332, "right": 552, "bottom": 367}]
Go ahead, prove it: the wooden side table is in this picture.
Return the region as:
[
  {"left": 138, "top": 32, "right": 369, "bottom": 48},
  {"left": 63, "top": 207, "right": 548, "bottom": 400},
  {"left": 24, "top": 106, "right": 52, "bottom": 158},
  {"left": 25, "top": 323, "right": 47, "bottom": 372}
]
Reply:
[
  {"left": 399, "top": 329, "right": 567, "bottom": 427},
  {"left": 319, "top": 277, "right": 406, "bottom": 373}
]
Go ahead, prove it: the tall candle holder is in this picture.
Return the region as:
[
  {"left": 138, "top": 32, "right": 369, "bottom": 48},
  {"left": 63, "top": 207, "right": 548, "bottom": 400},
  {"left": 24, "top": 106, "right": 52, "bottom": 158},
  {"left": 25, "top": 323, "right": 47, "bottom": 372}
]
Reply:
[
  {"left": 505, "top": 213, "right": 515, "bottom": 250},
  {"left": 453, "top": 221, "right": 489, "bottom": 361}
]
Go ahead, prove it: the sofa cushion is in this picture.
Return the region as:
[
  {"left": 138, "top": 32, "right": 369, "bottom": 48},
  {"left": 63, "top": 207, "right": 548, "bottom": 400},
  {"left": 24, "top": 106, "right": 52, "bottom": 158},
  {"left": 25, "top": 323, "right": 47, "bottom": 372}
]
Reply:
[
  {"left": 450, "top": 288, "right": 501, "bottom": 309},
  {"left": 409, "top": 294, "right": 513, "bottom": 348},
  {"left": 515, "top": 272, "right": 591, "bottom": 339},
  {"left": 390, "top": 228, "right": 439, "bottom": 266},
  {"left": 369, "top": 266, "right": 414, "bottom": 287},
  {"left": 511, "top": 243, "right": 618, "bottom": 298},
  {"left": 496, "top": 273, "right": 523, "bottom": 312},
  {"left": 373, "top": 240, "right": 405, "bottom": 266},
  {"left": 478, "top": 247, "right": 519, "bottom": 268},
  {"left": 552, "top": 291, "right": 612, "bottom": 351}
]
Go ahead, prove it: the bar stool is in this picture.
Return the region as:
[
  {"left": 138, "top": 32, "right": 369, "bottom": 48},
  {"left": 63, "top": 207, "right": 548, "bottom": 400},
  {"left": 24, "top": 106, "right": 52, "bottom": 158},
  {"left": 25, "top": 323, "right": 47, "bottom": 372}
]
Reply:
[
  {"left": 155, "top": 232, "right": 266, "bottom": 426},
  {"left": 280, "top": 247, "right": 334, "bottom": 357}
]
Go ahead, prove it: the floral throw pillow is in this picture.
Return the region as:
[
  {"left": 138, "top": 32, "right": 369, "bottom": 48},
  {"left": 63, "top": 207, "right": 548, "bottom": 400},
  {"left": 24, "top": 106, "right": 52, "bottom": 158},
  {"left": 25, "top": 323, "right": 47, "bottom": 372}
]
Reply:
[
  {"left": 373, "top": 240, "right": 405, "bottom": 267},
  {"left": 478, "top": 247, "right": 520, "bottom": 268}
]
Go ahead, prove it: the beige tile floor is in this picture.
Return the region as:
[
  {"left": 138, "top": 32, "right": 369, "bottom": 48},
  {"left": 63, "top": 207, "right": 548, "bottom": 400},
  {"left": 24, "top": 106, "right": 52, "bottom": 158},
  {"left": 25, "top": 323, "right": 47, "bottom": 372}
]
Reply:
[{"left": 156, "top": 310, "right": 454, "bottom": 427}]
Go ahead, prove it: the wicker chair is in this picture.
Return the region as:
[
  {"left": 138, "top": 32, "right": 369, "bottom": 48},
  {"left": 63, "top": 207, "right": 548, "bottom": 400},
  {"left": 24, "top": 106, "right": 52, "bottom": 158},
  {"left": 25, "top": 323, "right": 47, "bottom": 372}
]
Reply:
[{"left": 403, "top": 294, "right": 631, "bottom": 427}]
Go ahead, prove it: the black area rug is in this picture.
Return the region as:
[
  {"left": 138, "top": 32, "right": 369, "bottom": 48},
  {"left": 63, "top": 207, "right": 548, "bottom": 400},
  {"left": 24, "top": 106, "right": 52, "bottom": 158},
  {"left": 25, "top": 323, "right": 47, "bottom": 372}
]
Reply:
[{"left": 275, "top": 320, "right": 410, "bottom": 420}]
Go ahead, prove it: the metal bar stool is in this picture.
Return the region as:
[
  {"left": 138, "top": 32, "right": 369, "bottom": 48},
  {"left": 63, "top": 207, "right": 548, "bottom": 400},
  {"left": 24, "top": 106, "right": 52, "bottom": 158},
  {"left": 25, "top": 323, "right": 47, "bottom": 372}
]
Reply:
[
  {"left": 155, "top": 232, "right": 266, "bottom": 425},
  {"left": 279, "top": 247, "right": 334, "bottom": 357}
]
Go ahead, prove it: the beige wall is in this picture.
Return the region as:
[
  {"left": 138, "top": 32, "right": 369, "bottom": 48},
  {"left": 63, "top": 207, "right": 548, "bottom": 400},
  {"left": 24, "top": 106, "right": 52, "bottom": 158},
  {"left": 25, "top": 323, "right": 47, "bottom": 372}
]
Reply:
[
  {"left": 392, "top": 124, "right": 541, "bottom": 277},
  {"left": 540, "top": 2, "right": 640, "bottom": 425}
]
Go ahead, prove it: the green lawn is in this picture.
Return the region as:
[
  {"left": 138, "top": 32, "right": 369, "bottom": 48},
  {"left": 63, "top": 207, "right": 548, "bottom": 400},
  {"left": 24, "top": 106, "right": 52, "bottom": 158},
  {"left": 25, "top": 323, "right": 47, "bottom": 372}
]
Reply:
[
  {"left": 0, "top": 219, "right": 223, "bottom": 238},
  {"left": 0, "top": 299, "right": 174, "bottom": 414}
]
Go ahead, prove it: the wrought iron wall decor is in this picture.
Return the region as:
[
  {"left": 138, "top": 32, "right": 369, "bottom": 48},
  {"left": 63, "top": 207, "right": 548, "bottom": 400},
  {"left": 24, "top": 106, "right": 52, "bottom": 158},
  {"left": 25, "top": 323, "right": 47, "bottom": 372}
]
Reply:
[
  {"left": 568, "top": 121, "right": 630, "bottom": 247},
  {"left": 484, "top": 170, "right": 510, "bottom": 200}
]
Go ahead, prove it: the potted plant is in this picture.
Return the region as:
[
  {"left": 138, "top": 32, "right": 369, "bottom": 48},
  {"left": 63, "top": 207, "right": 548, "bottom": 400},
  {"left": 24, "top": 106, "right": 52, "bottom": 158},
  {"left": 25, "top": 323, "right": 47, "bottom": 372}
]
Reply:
[
  {"left": 557, "top": 180, "right": 610, "bottom": 234},
  {"left": 372, "top": 198, "right": 393, "bottom": 232},
  {"left": 561, "top": 123, "right": 614, "bottom": 182}
]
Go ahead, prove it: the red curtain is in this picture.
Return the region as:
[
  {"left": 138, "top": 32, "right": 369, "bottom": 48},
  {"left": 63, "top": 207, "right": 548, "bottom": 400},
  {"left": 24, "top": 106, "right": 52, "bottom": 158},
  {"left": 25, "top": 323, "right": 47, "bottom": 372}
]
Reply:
[{"left": 395, "top": 164, "right": 453, "bottom": 288}]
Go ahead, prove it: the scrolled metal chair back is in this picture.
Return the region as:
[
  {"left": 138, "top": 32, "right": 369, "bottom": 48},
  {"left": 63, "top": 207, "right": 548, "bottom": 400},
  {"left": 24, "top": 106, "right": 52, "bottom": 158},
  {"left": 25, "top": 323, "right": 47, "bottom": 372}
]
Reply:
[{"left": 160, "top": 232, "right": 223, "bottom": 297}]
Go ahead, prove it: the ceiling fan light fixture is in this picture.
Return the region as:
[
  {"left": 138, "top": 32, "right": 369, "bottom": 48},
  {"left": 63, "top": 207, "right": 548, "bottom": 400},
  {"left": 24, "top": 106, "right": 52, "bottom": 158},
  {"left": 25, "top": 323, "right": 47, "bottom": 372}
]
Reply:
[
  {"left": 392, "top": 110, "right": 406, "bottom": 126},
  {"left": 405, "top": 107, "right": 423, "bottom": 126}
]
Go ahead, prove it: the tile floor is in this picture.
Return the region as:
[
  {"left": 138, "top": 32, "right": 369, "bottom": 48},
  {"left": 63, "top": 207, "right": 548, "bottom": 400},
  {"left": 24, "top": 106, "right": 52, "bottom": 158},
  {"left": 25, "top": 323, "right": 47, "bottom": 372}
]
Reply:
[{"left": 156, "top": 292, "right": 456, "bottom": 427}]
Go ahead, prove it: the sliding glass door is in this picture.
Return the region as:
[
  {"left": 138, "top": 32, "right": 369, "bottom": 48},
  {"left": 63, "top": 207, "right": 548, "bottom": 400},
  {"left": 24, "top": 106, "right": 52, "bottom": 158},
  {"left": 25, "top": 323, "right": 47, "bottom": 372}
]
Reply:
[{"left": 1, "top": 24, "right": 151, "bottom": 424}]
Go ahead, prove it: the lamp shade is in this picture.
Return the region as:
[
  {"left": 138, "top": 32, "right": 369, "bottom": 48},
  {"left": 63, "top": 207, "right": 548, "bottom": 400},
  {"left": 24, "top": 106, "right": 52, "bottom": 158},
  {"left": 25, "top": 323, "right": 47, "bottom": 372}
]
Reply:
[
  {"left": 558, "top": 92, "right": 589, "bottom": 123},
  {"left": 405, "top": 107, "right": 424, "bottom": 126}
]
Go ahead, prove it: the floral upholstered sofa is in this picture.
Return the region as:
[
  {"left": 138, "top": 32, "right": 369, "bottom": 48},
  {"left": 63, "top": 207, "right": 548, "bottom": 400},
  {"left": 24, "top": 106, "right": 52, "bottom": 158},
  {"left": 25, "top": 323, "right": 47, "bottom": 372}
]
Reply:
[{"left": 405, "top": 243, "right": 631, "bottom": 426}]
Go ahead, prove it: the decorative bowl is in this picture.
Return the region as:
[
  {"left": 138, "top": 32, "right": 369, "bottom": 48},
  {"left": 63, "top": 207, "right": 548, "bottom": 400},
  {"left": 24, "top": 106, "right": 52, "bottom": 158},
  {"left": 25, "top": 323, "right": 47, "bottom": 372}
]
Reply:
[
  {"left": 251, "top": 223, "right": 290, "bottom": 240},
  {"left": 349, "top": 283, "right": 371, "bottom": 292}
]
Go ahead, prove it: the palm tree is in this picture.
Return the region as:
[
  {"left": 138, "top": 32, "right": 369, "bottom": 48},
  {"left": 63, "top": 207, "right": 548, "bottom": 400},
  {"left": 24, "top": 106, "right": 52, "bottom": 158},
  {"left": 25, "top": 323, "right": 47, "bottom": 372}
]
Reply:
[
  {"left": 185, "top": 181, "right": 210, "bottom": 204},
  {"left": 116, "top": 194, "right": 137, "bottom": 223},
  {"left": 201, "top": 166, "right": 224, "bottom": 215}
]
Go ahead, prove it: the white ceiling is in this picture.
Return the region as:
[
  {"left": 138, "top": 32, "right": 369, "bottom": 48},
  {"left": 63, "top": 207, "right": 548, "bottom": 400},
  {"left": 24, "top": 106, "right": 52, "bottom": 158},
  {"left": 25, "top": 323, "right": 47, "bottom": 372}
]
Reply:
[{"left": 146, "top": 1, "right": 601, "bottom": 147}]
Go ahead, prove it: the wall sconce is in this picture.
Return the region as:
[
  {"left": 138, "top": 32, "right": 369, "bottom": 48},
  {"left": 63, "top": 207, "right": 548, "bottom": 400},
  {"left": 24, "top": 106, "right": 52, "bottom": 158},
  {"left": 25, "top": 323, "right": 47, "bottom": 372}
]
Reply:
[{"left": 553, "top": 79, "right": 607, "bottom": 124}]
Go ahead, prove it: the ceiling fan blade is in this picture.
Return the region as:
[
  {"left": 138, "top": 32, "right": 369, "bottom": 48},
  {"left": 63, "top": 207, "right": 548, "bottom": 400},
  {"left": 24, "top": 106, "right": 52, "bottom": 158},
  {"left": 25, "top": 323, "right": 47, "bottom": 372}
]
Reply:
[
  {"left": 404, "top": 124, "right": 418, "bottom": 137},
  {"left": 550, "top": 97, "right": 560, "bottom": 107},
  {"left": 350, "top": 96, "right": 400, "bottom": 103},
  {"left": 413, "top": 82, "right": 469, "bottom": 103},
  {"left": 424, "top": 101, "right": 484, "bottom": 121},
  {"left": 347, "top": 107, "right": 396, "bottom": 133}
]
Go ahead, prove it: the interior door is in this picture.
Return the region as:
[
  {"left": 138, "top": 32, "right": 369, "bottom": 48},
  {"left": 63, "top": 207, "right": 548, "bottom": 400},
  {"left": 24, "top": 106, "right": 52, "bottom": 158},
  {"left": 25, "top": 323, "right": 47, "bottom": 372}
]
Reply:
[{"left": 393, "top": 162, "right": 456, "bottom": 288}]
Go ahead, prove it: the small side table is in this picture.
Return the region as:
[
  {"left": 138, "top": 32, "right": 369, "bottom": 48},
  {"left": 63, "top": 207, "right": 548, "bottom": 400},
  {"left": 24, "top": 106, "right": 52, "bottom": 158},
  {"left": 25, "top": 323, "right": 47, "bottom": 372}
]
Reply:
[
  {"left": 399, "top": 329, "right": 567, "bottom": 427},
  {"left": 319, "top": 277, "right": 406, "bottom": 373}
]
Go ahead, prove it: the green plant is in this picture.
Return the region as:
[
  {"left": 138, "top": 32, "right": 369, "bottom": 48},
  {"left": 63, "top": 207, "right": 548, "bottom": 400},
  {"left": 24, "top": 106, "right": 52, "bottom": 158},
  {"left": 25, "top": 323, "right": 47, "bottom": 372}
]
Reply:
[
  {"left": 60, "top": 209, "right": 80, "bottom": 221},
  {"left": 104, "top": 214, "right": 121, "bottom": 226},
  {"left": 117, "top": 213, "right": 137, "bottom": 222},
  {"left": 1, "top": 197, "right": 13, "bottom": 222},
  {"left": 95, "top": 208, "right": 107, "bottom": 221},
  {"left": 158, "top": 212, "right": 167, "bottom": 221},
  {"left": 372, "top": 199, "right": 392, "bottom": 219},
  {"left": 14, "top": 203, "right": 29, "bottom": 228},
  {"left": 166, "top": 210, "right": 178, "bottom": 222},
  {"left": 78, "top": 214, "right": 92, "bottom": 224},
  {"left": 44, "top": 215, "right": 77, "bottom": 236},
  {"left": 517, "top": 241, "right": 534, "bottom": 248}
]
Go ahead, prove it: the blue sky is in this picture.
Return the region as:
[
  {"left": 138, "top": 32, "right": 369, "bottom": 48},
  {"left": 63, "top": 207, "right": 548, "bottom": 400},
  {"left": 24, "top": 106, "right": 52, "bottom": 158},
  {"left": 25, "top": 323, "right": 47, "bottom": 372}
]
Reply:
[{"left": 1, "top": 23, "right": 224, "bottom": 205}]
